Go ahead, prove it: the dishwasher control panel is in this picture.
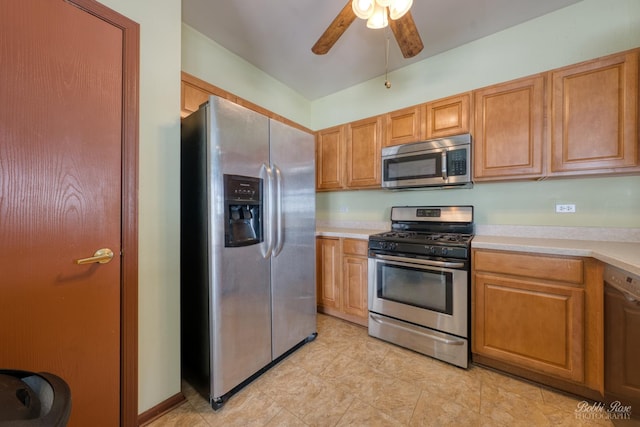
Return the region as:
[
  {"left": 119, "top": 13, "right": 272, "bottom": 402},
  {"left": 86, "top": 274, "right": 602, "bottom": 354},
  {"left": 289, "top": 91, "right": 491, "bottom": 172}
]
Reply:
[{"left": 604, "top": 265, "right": 640, "bottom": 301}]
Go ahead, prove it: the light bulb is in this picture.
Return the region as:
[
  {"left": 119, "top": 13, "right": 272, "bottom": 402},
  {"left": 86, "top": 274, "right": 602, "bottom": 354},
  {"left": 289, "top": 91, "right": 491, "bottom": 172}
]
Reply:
[
  {"left": 389, "top": 0, "right": 413, "bottom": 20},
  {"left": 352, "top": 0, "right": 375, "bottom": 19},
  {"left": 375, "top": 0, "right": 392, "bottom": 7},
  {"left": 366, "top": 3, "right": 388, "bottom": 29}
]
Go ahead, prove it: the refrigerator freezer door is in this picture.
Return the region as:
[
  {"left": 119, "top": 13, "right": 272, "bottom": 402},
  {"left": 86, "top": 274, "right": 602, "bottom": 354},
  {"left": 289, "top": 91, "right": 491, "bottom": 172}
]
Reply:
[
  {"left": 269, "top": 120, "right": 317, "bottom": 359},
  {"left": 207, "top": 97, "right": 272, "bottom": 399}
]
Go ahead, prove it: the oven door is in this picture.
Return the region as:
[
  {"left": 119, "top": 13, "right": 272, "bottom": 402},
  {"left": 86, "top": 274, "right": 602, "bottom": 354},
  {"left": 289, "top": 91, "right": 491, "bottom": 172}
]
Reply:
[{"left": 368, "top": 253, "right": 468, "bottom": 338}]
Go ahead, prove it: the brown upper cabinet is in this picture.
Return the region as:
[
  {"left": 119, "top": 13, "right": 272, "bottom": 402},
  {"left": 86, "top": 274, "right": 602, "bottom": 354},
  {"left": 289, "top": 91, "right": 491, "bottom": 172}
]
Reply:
[
  {"left": 474, "top": 48, "right": 640, "bottom": 181},
  {"left": 549, "top": 50, "right": 639, "bottom": 176},
  {"left": 346, "top": 116, "right": 382, "bottom": 188},
  {"left": 384, "top": 93, "right": 471, "bottom": 147},
  {"left": 181, "top": 81, "right": 210, "bottom": 118},
  {"left": 180, "top": 72, "right": 312, "bottom": 134},
  {"left": 384, "top": 105, "right": 425, "bottom": 147},
  {"left": 316, "top": 125, "right": 345, "bottom": 191},
  {"left": 425, "top": 93, "right": 471, "bottom": 139},
  {"left": 316, "top": 117, "right": 382, "bottom": 191},
  {"left": 473, "top": 75, "right": 545, "bottom": 180},
  {"left": 183, "top": 48, "right": 640, "bottom": 190},
  {"left": 181, "top": 73, "right": 237, "bottom": 118}
]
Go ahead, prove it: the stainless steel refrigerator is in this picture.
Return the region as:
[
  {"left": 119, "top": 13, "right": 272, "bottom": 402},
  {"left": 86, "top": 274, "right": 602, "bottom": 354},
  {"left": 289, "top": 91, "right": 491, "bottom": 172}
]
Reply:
[{"left": 180, "top": 96, "right": 316, "bottom": 409}]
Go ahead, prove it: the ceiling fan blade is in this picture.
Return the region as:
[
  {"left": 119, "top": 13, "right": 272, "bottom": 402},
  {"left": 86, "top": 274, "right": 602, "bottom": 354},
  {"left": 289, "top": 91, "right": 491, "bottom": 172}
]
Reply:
[
  {"left": 388, "top": 10, "right": 424, "bottom": 58},
  {"left": 312, "top": 1, "right": 356, "bottom": 55}
]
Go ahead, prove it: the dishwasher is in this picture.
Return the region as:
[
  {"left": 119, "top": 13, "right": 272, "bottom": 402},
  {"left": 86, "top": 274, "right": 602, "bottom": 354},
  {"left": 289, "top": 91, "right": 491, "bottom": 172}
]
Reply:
[{"left": 604, "top": 265, "right": 640, "bottom": 425}]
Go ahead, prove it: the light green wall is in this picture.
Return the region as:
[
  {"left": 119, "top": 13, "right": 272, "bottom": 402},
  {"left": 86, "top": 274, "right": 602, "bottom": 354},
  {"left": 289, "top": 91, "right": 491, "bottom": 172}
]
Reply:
[
  {"left": 182, "top": 24, "right": 312, "bottom": 129},
  {"left": 182, "top": 1, "right": 640, "bottom": 230},
  {"left": 317, "top": 176, "right": 640, "bottom": 227},
  {"left": 311, "top": 0, "right": 640, "bottom": 229},
  {"left": 310, "top": 0, "right": 640, "bottom": 129},
  {"left": 99, "top": 0, "right": 182, "bottom": 414}
]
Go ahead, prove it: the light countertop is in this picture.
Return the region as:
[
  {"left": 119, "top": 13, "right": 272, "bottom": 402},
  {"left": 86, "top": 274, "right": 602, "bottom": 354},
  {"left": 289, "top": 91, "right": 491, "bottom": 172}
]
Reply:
[
  {"left": 315, "top": 226, "right": 385, "bottom": 240},
  {"left": 472, "top": 235, "right": 640, "bottom": 277},
  {"left": 316, "top": 223, "right": 640, "bottom": 276}
]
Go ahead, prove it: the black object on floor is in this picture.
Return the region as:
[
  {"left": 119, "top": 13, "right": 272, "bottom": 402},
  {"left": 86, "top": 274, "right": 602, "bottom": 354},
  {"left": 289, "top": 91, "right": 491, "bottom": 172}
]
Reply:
[{"left": 0, "top": 370, "right": 71, "bottom": 426}]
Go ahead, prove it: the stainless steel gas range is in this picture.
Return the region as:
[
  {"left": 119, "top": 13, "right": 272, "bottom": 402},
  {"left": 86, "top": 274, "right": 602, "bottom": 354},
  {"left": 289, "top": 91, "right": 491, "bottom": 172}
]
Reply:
[{"left": 368, "top": 206, "right": 473, "bottom": 368}]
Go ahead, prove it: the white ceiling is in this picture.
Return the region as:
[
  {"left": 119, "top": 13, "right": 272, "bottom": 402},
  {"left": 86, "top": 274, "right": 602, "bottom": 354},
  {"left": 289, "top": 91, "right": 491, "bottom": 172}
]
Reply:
[{"left": 182, "top": 0, "right": 582, "bottom": 100}]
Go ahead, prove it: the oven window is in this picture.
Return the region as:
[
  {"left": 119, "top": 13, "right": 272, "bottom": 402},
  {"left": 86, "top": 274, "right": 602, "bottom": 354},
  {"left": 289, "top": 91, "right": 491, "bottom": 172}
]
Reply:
[
  {"left": 377, "top": 262, "right": 453, "bottom": 314},
  {"left": 383, "top": 153, "right": 441, "bottom": 181}
]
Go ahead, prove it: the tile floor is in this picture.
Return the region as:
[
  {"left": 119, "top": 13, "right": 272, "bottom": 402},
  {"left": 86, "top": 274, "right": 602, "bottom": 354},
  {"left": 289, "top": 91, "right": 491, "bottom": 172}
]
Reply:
[{"left": 148, "top": 314, "right": 615, "bottom": 426}]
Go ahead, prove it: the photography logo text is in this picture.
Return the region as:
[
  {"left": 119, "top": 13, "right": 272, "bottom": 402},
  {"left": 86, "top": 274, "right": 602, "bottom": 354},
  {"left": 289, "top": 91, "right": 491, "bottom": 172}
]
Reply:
[{"left": 575, "top": 401, "right": 632, "bottom": 421}]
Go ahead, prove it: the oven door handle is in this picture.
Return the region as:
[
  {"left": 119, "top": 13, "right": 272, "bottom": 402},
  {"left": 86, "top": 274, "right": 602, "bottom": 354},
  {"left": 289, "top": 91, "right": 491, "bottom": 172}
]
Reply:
[
  {"left": 369, "top": 313, "right": 465, "bottom": 346},
  {"left": 372, "top": 253, "right": 465, "bottom": 269}
]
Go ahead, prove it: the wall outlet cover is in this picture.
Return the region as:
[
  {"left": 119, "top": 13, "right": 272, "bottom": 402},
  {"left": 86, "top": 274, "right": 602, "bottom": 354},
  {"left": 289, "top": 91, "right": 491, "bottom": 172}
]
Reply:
[{"left": 555, "top": 204, "right": 576, "bottom": 213}]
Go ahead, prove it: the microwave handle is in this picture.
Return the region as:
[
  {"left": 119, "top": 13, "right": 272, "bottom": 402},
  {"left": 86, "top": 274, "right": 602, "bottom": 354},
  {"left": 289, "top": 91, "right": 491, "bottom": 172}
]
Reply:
[{"left": 441, "top": 150, "right": 448, "bottom": 181}]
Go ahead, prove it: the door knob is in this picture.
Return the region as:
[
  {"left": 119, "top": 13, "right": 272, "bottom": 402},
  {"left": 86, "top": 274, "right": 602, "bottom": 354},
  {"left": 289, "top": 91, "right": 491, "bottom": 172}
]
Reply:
[{"left": 75, "top": 248, "right": 114, "bottom": 265}]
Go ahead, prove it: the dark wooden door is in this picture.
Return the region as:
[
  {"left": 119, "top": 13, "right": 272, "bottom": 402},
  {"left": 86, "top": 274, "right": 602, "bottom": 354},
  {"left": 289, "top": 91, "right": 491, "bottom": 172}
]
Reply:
[{"left": 0, "top": 1, "right": 138, "bottom": 425}]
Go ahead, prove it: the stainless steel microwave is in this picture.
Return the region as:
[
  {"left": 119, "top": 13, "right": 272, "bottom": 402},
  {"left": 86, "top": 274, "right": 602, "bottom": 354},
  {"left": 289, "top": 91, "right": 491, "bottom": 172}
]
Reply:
[{"left": 381, "top": 134, "right": 472, "bottom": 190}]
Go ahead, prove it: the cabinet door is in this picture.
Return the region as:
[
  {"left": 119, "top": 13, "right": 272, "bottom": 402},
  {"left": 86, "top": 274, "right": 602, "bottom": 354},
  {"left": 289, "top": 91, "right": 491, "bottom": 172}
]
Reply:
[
  {"left": 384, "top": 105, "right": 424, "bottom": 147},
  {"left": 181, "top": 81, "right": 210, "bottom": 118},
  {"left": 473, "top": 273, "right": 585, "bottom": 382},
  {"left": 342, "top": 255, "right": 368, "bottom": 320},
  {"left": 346, "top": 117, "right": 382, "bottom": 188},
  {"left": 316, "top": 125, "right": 345, "bottom": 190},
  {"left": 473, "top": 76, "right": 545, "bottom": 180},
  {"left": 425, "top": 93, "right": 471, "bottom": 139},
  {"left": 316, "top": 237, "right": 341, "bottom": 310},
  {"left": 550, "top": 51, "right": 639, "bottom": 174}
]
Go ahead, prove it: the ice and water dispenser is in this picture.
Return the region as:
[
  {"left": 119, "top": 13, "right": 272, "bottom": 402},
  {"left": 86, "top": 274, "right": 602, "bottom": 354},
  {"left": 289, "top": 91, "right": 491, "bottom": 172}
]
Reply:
[{"left": 224, "top": 174, "right": 263, "bottom": 247}]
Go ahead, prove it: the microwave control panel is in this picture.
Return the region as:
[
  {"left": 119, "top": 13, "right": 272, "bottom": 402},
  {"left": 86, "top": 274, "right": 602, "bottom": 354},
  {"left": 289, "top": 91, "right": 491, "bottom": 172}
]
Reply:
[{"left": 447, "top": 149, "right": 467, "bottom": 176}]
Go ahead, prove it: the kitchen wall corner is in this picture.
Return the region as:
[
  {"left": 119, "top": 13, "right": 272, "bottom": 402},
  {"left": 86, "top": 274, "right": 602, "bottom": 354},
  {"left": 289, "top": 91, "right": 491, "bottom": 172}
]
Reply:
[{"left": 99, "top": 0, "right": 182, "bottom": 415}]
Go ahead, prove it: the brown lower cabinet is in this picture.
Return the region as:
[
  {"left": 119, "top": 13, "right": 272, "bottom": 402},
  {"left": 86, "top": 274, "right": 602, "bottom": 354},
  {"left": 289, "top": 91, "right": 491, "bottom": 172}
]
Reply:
[
  {"left": 316, "top": 237, "right": 368, "bottom": 326},
  {"left": 472, "top": 249, "right": 604, "bottom": 400}
]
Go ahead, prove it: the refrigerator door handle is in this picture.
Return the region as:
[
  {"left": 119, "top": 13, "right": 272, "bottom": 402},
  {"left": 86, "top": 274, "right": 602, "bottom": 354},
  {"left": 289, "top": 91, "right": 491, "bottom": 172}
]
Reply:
[
  {"left": 260, "top": 163, "right": 275, "bottom": 258},
  {"left": 273, "top": 164, "right": 284, "bottom": 257}
]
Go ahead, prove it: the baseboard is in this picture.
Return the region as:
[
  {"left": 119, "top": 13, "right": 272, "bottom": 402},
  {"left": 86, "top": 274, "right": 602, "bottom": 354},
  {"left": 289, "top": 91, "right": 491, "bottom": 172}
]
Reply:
[
  {"left": 317, "top": 306, "right": 368, "bottom": 327},
  {"left": 137, "top": 392, "right": 186, "bottom": 426}
]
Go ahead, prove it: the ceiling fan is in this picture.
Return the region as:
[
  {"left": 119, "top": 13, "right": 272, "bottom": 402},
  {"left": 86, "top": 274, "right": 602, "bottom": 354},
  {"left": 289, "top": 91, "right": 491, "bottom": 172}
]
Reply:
[{"left": 312, "top": 0, "right": 424, "bottom": 59}]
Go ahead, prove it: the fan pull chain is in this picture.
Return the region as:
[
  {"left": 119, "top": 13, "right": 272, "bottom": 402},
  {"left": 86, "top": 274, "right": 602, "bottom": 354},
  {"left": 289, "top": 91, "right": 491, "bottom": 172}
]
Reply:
[{"left": 384, "top": 36, "right": 391, "bottom": 88}]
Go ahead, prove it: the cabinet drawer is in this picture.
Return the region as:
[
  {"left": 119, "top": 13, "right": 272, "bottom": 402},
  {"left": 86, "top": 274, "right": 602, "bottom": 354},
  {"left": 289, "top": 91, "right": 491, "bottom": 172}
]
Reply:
[
  {"left": 343, "top": 238, "right": 368, "bottom": 256},
  {"left": 473, "top": 250, "right": 583, "bottom": 284}
]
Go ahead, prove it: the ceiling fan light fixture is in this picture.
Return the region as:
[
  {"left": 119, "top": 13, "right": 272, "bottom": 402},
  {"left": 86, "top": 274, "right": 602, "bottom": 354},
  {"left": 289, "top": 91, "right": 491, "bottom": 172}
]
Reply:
[
  {"left": 389, "top": 0, "right": 413, "bottom": 20},
  {"left": 352, "top": 0, "right": 375, "bottom": 19},
  {"left": 366, "top": 3, "right": 388, "bottom": 29},
  {"left": 375, "top": 0, "right": 392, "bottom": 7}
]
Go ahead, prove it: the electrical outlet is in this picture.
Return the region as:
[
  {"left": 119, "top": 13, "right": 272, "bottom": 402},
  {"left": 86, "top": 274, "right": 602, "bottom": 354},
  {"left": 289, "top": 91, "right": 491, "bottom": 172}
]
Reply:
[
  {"left": 339, "top": 206, "right": 349, "bottom": 213},
  {"left": 555, "top": 204, "right": 576, "bottom": 213}
]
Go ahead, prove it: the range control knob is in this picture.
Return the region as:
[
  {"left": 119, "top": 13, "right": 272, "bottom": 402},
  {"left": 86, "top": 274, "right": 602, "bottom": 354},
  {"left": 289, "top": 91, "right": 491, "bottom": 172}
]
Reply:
[{"left": 441, "top": 247, "right": 449, "bottom": 256}]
